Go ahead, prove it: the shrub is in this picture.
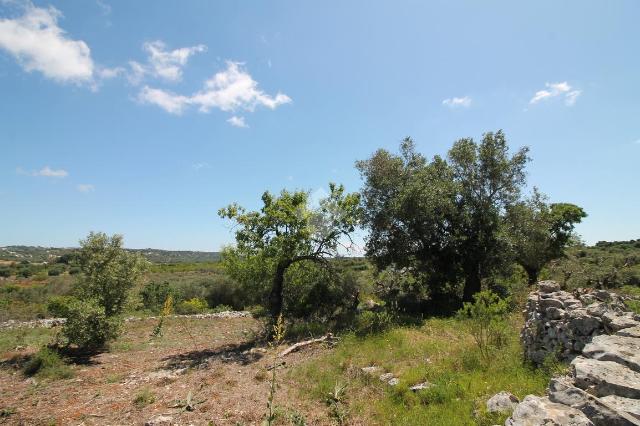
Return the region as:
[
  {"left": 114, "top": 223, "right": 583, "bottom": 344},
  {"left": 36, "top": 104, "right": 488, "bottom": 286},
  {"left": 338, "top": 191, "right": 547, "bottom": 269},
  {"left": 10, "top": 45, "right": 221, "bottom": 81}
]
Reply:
[
  {"left": 47, "top": 296, "right": 77, "bottom": 317},
  {"left": 176, "top": 298, "right": 209, "bottom": 315},
  {"left": 457, "top": 290, "right": 510, "bottom": 359},
  {"left": 140, "top": 281, "right": 174, "bottom": 313},
  {"left": 0, "top": 266, "right": 11, "bottom": 278},
  {"left": 23, "top": 346, "right": 73, "bottom": 379},
  {"left": 211, "top": 304, "right": 233, "bottom": 313},
  {"left": 47, "top": 265, "right": 65, "bottom": 276},
  {"left": 133, "top": 387, "right": 156, "bottom": 408},
  {"left": 61, "top": 299, "right": 120, "bottom": 351},
  {"left": 354, "top": 310, "right": 395, "bottom": 336}
]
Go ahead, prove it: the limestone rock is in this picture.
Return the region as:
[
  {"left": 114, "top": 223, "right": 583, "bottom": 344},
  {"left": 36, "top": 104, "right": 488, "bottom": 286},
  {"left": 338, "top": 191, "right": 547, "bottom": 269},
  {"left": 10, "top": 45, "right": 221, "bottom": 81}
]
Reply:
[
  {"left": 583, "top": 335, "right": 640, "bottom": 373},
  {"left": 506, "top": 395, "right": 594, "bottom": 425},
  {"left": 145, "top": 415, "right": 173, "bottom": 426},
  {"left": 548, "top": 376, "right": 640, "bottom": 425},
  {"left": 486, "top": 391, "right": 519, "bottom": 413},
  {"left": 617, "top": 326, "right": 640, "bottom": 339},
  {"left": 600, "top": 396, "right": 640, "bottom": 421},
  {"left": 539, "top": 281, "right": 561, "bottom": 293},
  {"left": 409, "top": 382, "right": 432, "bottom": 391},
  {"left": 572, "top": 357, "right": 640, "bottom": 399}
]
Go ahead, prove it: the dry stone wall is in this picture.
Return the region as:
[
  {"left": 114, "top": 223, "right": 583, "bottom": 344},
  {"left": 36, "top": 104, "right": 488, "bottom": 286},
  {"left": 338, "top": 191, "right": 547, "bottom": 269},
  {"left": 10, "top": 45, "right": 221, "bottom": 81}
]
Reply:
[{"left": 506, "top": 281, "right": 640, "bottom": 425}]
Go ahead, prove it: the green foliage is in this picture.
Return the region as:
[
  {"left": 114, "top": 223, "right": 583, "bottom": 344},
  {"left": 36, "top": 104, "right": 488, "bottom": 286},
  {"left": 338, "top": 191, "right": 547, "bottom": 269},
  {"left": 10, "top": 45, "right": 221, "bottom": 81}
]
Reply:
[
  {"left": 139, "top": 281, "right": 174, "bottom": 313},
  {"left": 505, "top": 188, "right": 586, "bottom": 284},
  {"left": 354, "top": 310, "right": 395, "bottom": 336},
  {"left": 0, "top": 266, "right": 11, "bottom": 277},
  {"left": 357, "top": 131, "right": 531, "bottom": 304},
  {"left": 61, "top": 298, "right": 121, "bottom": 350},
  {"left": 457, "top": 290, "right": 510, "bottom": 359},
  {"left": 47, "top": 264, "right": 66, "bottom": 276},
  {"left": 23, "top": 346, "right": 73, "bottom": 380},
  {"left": 219, "top": 183, "right": 361, "bottom": 320},
  {"left": 544, "top": 240, "right": 640, "bottom": 289},
  {"left": 47, "top": 295, "right": 77, "bottom": 317},
  {"left": 76, "top": 232, "right": 148, "bottom": 316},
  {"left": 176, "top": 297, "right": 209, "bottom": 315}
]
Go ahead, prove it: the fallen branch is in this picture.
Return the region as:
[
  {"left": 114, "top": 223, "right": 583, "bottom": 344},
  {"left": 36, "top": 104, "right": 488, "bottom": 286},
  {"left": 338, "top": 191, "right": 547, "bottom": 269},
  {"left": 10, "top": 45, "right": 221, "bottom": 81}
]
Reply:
[{"left": 278, "top": 333, "right": 337, "bottom": 357}]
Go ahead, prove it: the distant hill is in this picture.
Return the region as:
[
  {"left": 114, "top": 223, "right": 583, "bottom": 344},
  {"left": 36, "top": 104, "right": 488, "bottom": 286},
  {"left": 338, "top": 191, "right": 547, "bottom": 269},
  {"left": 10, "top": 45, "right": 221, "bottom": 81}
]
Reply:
[{"left": 0, "top": 245, "right": 220, "bottom": 264}]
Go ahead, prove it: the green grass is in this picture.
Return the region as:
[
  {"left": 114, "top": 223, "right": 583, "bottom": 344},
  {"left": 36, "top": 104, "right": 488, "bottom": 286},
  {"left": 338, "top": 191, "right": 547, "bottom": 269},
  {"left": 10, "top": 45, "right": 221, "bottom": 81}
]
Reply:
[
  {"left": 289, "top": 314, "right": 552, "bottom": 425},
  {"left": 23, "top": 347, "right": 73, "bottom": 380},
  {"left": 0, "top": 327, "right": 55, "bottom": 353},
  {"left": 132, "top": 387, "right": 156, "bottom": 408}
]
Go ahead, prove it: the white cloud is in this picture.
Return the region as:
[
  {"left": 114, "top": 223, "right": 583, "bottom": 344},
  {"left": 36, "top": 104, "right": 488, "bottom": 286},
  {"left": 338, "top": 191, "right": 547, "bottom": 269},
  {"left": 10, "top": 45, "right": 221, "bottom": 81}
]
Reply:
[
  {"left": 128, "top": 40, "right": 206, "bottom": 84},
  {"left": 138, "top": 86, "right": 190, "bottom": 114},
  {"left": 442, "top": 96, "right": 472, "bottom": 108},
  {"left": 139, "top": 61, "right": 291, "bottom": 121},
  {"left": 530, "top": 82, "right": 581, "bottom": 106},
  {"left": 0, "top": 4, "right": 94, "bottom": 84},
  {"left": 76, "top": 183, "right": 95, "bottom": 192},
  {"left": 227, "top": 115, "right": 247, "bottom": 128}
]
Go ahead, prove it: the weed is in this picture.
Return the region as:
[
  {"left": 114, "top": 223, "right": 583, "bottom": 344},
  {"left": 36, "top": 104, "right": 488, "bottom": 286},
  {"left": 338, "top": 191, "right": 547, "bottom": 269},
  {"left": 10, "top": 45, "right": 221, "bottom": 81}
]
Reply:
[
  {"left": 265, "top": 314, "right": 286, "bottom": 426},
  {"left": 23, "top": 347, "right": 73, "bottom": 380},
  {"left": 133, "top": 387, "right": 156, "bottom": 408}
]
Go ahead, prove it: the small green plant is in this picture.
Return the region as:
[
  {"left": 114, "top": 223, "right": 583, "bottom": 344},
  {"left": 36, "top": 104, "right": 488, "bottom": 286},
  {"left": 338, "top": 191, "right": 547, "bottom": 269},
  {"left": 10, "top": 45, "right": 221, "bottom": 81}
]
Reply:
[
  {"left": 457, "top": 290, "right": 510, "bottom": 360},
  {"left": 211, "top": 304, "right": 233, "bottom": 313},
  {"left": 23, "top": 346, "right": 73, "bottom": 380},
  {"left": 326, "top": 382, "right": 349, "bottom": 425},
  {"left": 265, "top": 314, "right": 286, "bottom": 426},
  {"left": 133, "top": 387, "right": 156, "bottom": 408},
  {"left": 176, "top": 297, "right": 209, "bottom": 315}
]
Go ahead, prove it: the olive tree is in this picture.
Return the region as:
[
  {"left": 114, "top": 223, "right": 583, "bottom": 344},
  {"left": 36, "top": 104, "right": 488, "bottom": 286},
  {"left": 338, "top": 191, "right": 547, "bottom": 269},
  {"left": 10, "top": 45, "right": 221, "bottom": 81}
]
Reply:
[
  {"left": 218, "top": 183, "right": 360, "bottom": 320},
  {"left": 505, "top": 189, "right": 586, "bottom": 284},
  {"left": 77, "top": 232, "right": 148, "bottom": 316}
]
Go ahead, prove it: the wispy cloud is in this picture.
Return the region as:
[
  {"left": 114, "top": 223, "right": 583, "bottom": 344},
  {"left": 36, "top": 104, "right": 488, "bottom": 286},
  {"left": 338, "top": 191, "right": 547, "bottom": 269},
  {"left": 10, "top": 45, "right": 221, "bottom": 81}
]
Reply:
[
  {"left": 17, "top": 166, "right": 69, "bottom": 178},
  {"left": 530, "top": 82, "right": 581, "bottom": 106},
  {"left": 0, "top": 3, "right": 94, "bottom": 84},
  {"left": 227, "top": 115, "right": 248, "bottom": 128},
  {"left": 128, "top": 40, "right": 206, "bottom": 84},
  {"left": 442, "top": 96, "right": 472, "bottom": 108},
  {"left": 138, "top": 61, "right": 291, "bottom": 123},
  {"left": 76, "top": 183, "right": 95, "bottom": 192},
  {"left": 192, "top": 162, "right": 209, "bottom": 171}
]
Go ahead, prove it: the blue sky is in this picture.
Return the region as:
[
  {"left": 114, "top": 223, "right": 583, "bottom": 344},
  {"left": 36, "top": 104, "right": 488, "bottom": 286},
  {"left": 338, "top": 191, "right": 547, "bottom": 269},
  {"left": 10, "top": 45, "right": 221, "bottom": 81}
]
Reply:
[{"left": 1, "top": 1, "right": 639, "bottom": 251}]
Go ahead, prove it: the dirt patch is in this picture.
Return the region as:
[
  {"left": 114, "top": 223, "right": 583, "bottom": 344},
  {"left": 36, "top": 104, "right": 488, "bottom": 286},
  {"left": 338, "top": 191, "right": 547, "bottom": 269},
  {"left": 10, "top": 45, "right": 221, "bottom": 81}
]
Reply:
[{"left": 0, "top": 316, "right": 333, "bottom": 425}]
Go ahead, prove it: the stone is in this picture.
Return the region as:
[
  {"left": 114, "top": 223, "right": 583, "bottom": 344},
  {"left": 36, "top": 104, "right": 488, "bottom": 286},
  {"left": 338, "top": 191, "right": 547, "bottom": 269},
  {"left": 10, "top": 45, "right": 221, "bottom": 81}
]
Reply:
[
  {"left": 506, "top": 395, "right": 594, "bottom": 425},
  {"left": 547, "top": 307, "right": 567, "bottom": 320},
  {"left": 568, "top": 309, "right": 603, "bottom": 336},
  {"left": 600, "top": 396, "right": 640, "bottom": 421},
  {"left": 486, "top": 391, "right": 519, "bottom": 413},
  {"left": 583, "top": 335, "right": 640, "bottom": 373},
  {"left": 572, "top": 357, "right": 640, "bottom": 399},
  {"left": 409, "top": 382, "right": 432, "bottom": 391},
  {"left": 548, "top": 376, "right": 640, "bottom": 425},
  {"left": 539, "top": 281, "right": 561, "bottom": 294},
  {"left": 617, "top": 326, "right": 640, "bottom": 339},
  {"left": 145, "top": 415, "right": 173, "bottom": 426},
  {"left": 361, "top": 366, "right": 381, "bottom": 375},
  {"left": 603, "top": 313, "right": 640, "bottom": 333},
  {"left": 387, "top": 377, "right": 399, "bottom": 386}
]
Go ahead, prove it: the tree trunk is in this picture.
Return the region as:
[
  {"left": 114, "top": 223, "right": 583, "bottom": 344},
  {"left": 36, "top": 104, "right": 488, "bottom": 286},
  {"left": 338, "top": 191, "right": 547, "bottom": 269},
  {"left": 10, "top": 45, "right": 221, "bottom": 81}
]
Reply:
[
  {"left": 269, "top": 260, "right": 290, "bottom": 321},
  {"left": 524, "top": 267, "right": 539, "bottom": 286},
  {"left": 462, "top": 265, "right": 482, "bottom": 303}
]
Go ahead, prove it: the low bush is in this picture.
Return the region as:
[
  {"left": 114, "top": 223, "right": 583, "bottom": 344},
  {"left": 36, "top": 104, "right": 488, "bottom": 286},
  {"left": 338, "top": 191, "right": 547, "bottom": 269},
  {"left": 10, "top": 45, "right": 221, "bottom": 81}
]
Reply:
[
  {"left": 61, "top": 299, "right": 120, "bottom": 351},
  {"left": 23, "top": 346, "right": 73, "bottom": 379},
  {"left": 457, "top": 290, "right": 510, "bottom": 359},
  {"left": 176, "top": 297, "right": 209, "bottom": 315},
  {"left": 354, "top": 310, "right": 395, "bottom": 336},
  {"left": 140, "top": 281, "right": 174, "bottom": 313}
]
